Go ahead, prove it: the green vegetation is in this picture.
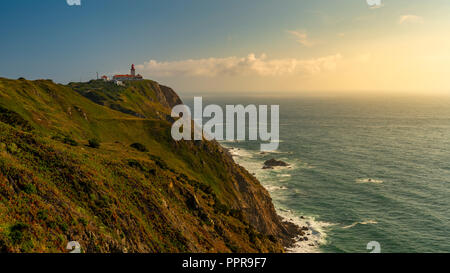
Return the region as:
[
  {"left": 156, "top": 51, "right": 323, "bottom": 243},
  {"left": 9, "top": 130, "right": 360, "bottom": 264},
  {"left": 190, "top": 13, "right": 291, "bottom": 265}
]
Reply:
[
  {"left": 0, "top": 77, "right": 286, "bottom": 253},
  {"left": 63, "top": 136, "right": 78, "bottom": 146},
  {"left": 68, "top": 79, "right": 181, "bottom": 120},
  {"left": 0, "top": 106, "right": 33, "bottom": 132},
  {"left": 88, "top": 138, "right": 101, "bottom": 149},
  {"left": 130, "top": 142, "right": 148, "bottom": 152}
]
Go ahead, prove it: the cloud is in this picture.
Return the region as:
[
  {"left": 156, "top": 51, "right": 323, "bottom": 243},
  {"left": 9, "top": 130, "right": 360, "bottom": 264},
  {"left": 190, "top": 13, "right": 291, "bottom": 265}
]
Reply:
[
  {"left": 286, "top": 30, "right": 314, "bottom": 47},
  {"left": 398, "top": 15, "right": 424, "bottom": 25},
  {"left": 135, "top": 53, "right": 342, "bottom": 78},
  {"left": 366, "top": 0, "right": 384, "bottom": 9}
]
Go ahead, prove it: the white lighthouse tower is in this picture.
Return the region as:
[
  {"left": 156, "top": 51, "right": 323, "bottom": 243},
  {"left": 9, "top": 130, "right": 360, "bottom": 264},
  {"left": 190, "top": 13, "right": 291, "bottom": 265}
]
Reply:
[{"left": 131, "top": 64, "right": 136, "bottom": 77}]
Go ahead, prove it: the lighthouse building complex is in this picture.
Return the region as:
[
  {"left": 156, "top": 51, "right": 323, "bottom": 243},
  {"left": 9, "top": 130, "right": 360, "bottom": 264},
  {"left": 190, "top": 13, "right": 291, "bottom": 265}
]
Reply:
[{"left": 110, "top": 65, "right": 143, "bottom": 82}]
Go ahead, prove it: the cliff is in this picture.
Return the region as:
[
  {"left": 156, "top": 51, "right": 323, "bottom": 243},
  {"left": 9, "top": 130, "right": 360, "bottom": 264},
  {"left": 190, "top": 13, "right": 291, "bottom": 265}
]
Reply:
[{"left": 0, "top": 77, "right": 297, "bottom": 253}]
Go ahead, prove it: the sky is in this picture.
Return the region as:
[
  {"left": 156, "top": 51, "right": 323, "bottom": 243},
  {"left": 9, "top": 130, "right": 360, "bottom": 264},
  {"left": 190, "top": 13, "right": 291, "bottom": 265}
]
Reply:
[{"left": 1, "top": 0, "right": 450, "bottom": 95}]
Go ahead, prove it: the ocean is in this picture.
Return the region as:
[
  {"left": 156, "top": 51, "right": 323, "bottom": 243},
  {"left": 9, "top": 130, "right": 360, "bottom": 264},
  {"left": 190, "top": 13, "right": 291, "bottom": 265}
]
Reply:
[{"left": 182, "top": 94, "right": 450, "bottom": 253}]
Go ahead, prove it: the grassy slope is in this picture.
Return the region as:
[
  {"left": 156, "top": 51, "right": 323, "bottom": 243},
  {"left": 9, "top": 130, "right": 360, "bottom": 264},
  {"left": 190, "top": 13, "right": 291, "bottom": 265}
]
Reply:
[
  {"left": 68, "top": 80, "right": 177, "bottom": 120},
  {"left": 0, "top": 78, "right": 288, "bottom": 253}
]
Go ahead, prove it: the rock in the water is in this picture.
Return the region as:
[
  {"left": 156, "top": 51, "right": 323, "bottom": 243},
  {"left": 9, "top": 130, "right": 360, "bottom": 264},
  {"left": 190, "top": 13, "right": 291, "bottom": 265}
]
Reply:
[{"left": 262, "top": 158, "right": 290, "bottom": 169}]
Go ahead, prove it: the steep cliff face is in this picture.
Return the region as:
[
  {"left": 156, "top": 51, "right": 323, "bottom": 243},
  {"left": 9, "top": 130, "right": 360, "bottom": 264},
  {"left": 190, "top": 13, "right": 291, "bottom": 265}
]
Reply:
[
  {"left": 158, "top": 84, "right": 183, "bottom": 108},
  {"left": 0, "top": 78, "right": 296, "bottom": 253}
]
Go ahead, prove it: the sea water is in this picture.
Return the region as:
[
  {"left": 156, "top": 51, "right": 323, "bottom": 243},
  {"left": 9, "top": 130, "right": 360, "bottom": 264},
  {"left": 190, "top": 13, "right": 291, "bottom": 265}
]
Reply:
[{"left": 182, "top": 94, "right": 450, "bottom": 253}]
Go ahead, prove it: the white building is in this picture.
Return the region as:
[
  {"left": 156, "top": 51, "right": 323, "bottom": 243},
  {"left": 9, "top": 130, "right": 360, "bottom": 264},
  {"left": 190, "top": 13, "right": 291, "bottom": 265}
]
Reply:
[{"left": 112, "top": 64, "right": 143, "bottom": 81}]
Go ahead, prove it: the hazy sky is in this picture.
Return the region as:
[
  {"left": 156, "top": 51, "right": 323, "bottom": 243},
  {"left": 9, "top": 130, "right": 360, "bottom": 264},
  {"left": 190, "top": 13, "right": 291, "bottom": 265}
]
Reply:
[{"left": 1, "top": 0, "right": 449, "bottom": 94}]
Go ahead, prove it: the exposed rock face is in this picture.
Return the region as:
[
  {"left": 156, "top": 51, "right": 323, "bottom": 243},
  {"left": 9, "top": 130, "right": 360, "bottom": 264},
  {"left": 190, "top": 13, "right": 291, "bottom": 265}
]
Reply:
[
  {"left": 159, "top": 85, "right": 183, "bottom": 108},
  {"left": 197, "top": 143, "right": 298, "bottom": 247},
  {"left": 262, "top": 159, "right": 290, "bottom": 169}
]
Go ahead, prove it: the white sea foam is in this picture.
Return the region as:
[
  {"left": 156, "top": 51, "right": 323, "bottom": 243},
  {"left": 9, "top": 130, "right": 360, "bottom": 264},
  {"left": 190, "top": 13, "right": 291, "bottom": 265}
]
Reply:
[
  {"left": 259, "top": 149, "right": 293, "bottom": 155},
  {"left": 342, "top": 220, "right": 378, "bottom": 229},
  {"left": 356, "top": 178, "right": 383, "bottom": 184},
  {"left": 277, "top": 174, "right": 292, "bottom": 178},
  {"left": 278, "top": 209, "right": 333, "bottom": 253},
  {"left": 265, "top": 165, "right": 291, "bottom": 171},
  {"left": 271, "top": 139, "right": 284, "bottom": 143},
  {"left": 265, "top": 185, "right": 289, "bottom": 191},
  {"left": 226, "top": 147, "right": 254, "bottom": 158}
]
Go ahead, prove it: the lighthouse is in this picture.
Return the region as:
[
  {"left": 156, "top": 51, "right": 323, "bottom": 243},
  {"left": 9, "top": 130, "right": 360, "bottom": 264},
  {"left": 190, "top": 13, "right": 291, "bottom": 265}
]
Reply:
[
  {"left": 112, "top": 64, "right": 143, "bottom": 82},
  {"left": 131, "top": 64, "right": 136, "bottom": 77}
]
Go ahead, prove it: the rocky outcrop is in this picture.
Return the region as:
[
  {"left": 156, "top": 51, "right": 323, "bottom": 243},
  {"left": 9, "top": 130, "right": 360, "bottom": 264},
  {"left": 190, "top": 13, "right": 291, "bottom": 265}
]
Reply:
[
  {"left": 159, "top": 85, "right": 183, "bottom": 108},
  {"left": 207, "top": 143, "right": 299, "bottom": 248},
  {"left": 230, "top": 163, "right": 299, "bottom": 247},
  {"left": 262, "top": 159, "right": 290, "bottom": 169}
]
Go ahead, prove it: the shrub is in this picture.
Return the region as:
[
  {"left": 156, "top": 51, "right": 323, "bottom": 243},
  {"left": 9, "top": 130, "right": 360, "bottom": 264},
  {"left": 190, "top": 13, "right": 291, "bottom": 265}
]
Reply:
[
  {"left": 149, "top": 155, "right": 169, "bottom": 170},
  {"left": 37, "top": 210, "right": 48, "bottom": 221},
  {"left": 9, "top": 222, "right": 29, "bottom": 244},
  {"left": 130, "top": 142, "right": 148, "bottom": 152},
  {"left": 51, "top": 135, "right": 64, "bottom": 141},
  {"left": 6, "top": 143, "right": 19, "bottom": 154},
  {"left": 46, "top": 220, "right": 57, "bottom": 229},
  {"left": 78, "top": 218, "right": 88, "bottom": 227},
  {"left": 23, "top": 183, "right": 37, "bottom": 194},
  {"left": 88, "top": 138, "right": 101, "bottom": 149},
  {"left": 60, "top": 222, "right": 69, "bottom": 232},
  {"left": 11, "top": 223, "right": 29, "bottom": 232},
  {"left": 9, "top": 230, "right": 23, "bottom": 244},
  {"left": 0, "top": 106, "right": 34, "bottom": 132},
  {"left": 63, "top": 136, "right": 78, "bottom": 146},
  {"left": 127, "top": 159, "right": 146, "bottom": 171}
]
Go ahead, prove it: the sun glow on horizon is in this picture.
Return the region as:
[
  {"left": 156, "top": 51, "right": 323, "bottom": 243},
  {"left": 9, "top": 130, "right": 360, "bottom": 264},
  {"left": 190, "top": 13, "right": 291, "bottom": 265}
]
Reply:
[
  {"left": 133, "top": 9, "right": 450, "bottom": 95},
  {"left": 1, "top": 0, "right": 450, "bottom": 95}
]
